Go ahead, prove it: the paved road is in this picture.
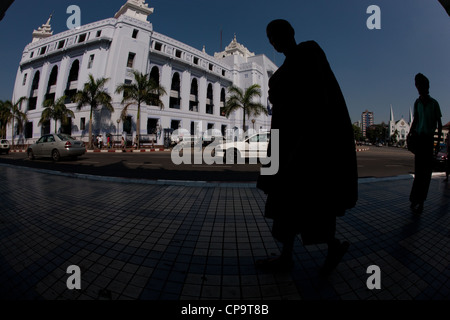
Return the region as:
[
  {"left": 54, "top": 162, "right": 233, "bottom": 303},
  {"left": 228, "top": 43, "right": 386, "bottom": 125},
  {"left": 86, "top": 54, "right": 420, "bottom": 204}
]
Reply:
[
  {"left": 356, "top": 146, "right": 415, "bottom": 178},
  {"left": 0, "top": 146, "right": 422, "bottom": 182}
]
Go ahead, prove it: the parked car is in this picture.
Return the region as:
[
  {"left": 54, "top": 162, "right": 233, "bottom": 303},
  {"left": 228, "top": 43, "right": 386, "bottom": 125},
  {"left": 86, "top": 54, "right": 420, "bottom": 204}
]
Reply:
[
  {"left": 27, "top": 133, "right": 86, "bottom": 161},
  {"left": 0, "top": 139, "right": 10, "bottom": 154},
  {"left": 215, "top": 132, "right": 270, "bottom": 163},
  {"left": 434, "top": 143, "right": 448, "bottom": 171}
]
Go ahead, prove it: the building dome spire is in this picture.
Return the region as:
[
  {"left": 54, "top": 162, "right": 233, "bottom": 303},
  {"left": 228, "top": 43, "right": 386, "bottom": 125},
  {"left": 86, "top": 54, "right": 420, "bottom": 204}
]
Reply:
[
  {"left": 32, "top": 13, "right": 53, "bottom": 43},
  {"left": 114, "top": 0, "right": 154, "bottom": 23}
]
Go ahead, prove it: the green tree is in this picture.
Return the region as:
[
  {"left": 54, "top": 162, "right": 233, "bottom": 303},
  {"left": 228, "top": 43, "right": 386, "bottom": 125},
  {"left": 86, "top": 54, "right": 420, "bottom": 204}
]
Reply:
[
  {"left": 222, "top": 84, "right": 268, "bottom": 131},
  {"left": 39, "top": 96, "right": 75, "bottom": 134},
  {"left": 115, "top": 70, "right": 166, "bottom": 148},
  {"left": 73, "top": 75, "right": 113, "bottom": 149},
  {"left": 353, "top": 124, "right": 362, "bottom": 142},
  {"left": 1, "top": 97, "right": 27, "bottom": 146},
  {"left": 0, "top": 100, "right": 9, "bottom": 138}
]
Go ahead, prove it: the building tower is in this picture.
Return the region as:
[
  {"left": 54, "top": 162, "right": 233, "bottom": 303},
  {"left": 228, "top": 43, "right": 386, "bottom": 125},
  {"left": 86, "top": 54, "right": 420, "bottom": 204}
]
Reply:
[{"left": 361, "top": 110, "right": 374, "bottom": 137}]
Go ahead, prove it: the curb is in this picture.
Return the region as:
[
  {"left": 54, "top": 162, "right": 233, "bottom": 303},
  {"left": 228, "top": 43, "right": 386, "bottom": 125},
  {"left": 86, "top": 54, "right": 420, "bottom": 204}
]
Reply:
[
  {"left": 1, "top": 162, "right": 446, "bottom": 189},
  {"left": 86, "top": 148, "right": 170, "bottom": 153},
  {"left": 9, "top": 148, "right": 171, "bottom": 153}
]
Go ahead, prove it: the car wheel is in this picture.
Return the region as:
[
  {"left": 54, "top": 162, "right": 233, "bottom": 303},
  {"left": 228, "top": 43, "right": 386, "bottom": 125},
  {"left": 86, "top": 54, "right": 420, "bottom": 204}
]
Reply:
[
  {"left": 52, "top": 149, "right": 61, "bottom": 161},
  {"left": 27, "top": 150, "right": 35, "bottom": 160}
]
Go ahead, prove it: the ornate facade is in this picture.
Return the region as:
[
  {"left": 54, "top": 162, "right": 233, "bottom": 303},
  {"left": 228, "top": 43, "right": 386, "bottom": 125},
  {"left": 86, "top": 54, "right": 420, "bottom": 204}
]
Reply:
[{"left": 9, "top": 0, "right": 277, "bottom": 145}]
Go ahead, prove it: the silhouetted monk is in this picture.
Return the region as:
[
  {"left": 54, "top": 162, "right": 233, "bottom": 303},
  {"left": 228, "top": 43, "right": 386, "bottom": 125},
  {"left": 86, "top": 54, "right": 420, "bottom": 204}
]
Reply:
[{"left": 257, "top": 19, "right": 358, "bottom": 275}]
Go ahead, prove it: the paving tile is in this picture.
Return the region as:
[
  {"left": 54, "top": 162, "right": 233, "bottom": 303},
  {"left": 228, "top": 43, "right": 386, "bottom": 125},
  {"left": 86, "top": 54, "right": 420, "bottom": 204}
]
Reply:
[{"left": 0, "top": 165, "right": 449, "bottom": 301}]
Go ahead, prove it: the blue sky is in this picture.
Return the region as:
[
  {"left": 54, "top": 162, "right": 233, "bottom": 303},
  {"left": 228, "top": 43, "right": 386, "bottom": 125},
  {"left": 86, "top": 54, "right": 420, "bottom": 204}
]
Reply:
[{"left": 0, "top": 0, "right": 449, "bottom": 125}]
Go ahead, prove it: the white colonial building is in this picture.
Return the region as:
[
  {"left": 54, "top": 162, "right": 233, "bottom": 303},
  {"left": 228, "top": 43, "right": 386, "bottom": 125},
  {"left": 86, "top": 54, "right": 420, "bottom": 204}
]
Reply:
[{"left": 9, "top": 0, "right": 277, "bottom": 146}]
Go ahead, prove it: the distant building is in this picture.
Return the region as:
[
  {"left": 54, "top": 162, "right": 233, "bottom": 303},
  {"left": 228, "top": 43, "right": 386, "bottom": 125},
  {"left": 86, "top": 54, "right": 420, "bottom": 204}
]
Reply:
[
  {"left": 361, "top": 110, "right": 374, "bottom": 137},
  {"left": 8, "top": 0, "right": 277, "bottom": 145},
  {"left": 388, "top": 105, "right": 412, "bottom": 146}
]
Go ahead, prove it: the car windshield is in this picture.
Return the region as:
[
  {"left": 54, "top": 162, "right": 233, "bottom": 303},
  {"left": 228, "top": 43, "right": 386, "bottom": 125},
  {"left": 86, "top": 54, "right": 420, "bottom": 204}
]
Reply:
[{"left": 57, "top": 134, "right": 76, "bottom": 141}]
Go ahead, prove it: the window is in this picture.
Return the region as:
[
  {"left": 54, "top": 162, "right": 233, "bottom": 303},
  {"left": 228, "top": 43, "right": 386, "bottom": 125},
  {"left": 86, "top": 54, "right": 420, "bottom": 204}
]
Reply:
[
  {"left": 132, "top": 29, "right": 139, "bottom": 39},
  {"left": 28, "top": 71, "right": 40, "bottom": 110},
  {"left": 88, "top": 54, "right": 95, "bottom": 69},
  {"left": 80, "top": 118, "right": 86, "bottom": 131},
  {"left": 25, "top": 122, "right": 33, "bottom": 139},
  {"left": 122, "top": 79, "right": 132, "bottom": 98},
  {"left": 78, "top": 33, "right": 87, "bottom": 43},
  {"left": 147, "top": 118, "right": 158, "bottom": 134},
  {"left": 96, "top": 30, "right": 102, "bottom": 37},
  {"left": 193, "top": 57, "right": 199, "bottom": 65},
  {"left": 127, "top": 52, "right": 136, "bottom": 68},
  {"left": 22, "top": 73, "right": 27, "bottom": 86},
  {"left": 175, "top": 50, "right": 182, "bottom": 58},
  {"left": 206, "top": 83, "right": 213, "bottom": 114},
  {"left": 189, "top": 78, "right": 198, "bottom": 112},
  {"left": 57, "top": 40, "right": 65, "bottom": 49},
  {"left": 67, "top": 60, "right": 80, "bottom": 83},
  {"left": 154, "top": 42, "right": 162, "bottom": 51},
  {"left": 209, "top": 63, "right": 213, "bottom": 71},
  {"left": 30, "top": 51, "right": 34, "bottom": 58},
  {"left": 41, "top": 120, "right": 50, "bottom": 135},
  {"left": 169, "top": 73, "right": 181, "bottom": 109},
  {"left": 39, "top": 46, "right": 47, "bottom": 55}
]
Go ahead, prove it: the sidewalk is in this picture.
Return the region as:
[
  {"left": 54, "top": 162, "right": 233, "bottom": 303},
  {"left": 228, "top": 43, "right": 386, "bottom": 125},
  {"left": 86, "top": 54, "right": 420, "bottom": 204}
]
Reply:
[{"left": 0, "top": 163, "right": 449, "bottom": 301}]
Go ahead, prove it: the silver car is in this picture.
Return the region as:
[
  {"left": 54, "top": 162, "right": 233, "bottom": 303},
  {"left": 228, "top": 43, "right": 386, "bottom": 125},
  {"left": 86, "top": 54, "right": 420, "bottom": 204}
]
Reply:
[{"left": 27, "top": 133, "right": 86, "bottom": 161}]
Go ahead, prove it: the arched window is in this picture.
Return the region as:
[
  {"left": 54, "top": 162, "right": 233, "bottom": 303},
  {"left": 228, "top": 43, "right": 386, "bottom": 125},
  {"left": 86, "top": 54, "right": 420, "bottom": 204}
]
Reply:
[
  {"left": 149, "top": 66, "right": 161, "bottom": 106},
  {"left": 46, "top": 65, "right": 58, "bottom": 103},
  {"left": 169, "top": 72, "right": 181, "bottom": 109},
  {"left": 220, "top": 87, "right": 226, "bottom": 116},
  {"left": 65, "top": 60, "right": 79, "bottom": 103},
  {"left": 189, "top": 78, "right": 198, "bottom": 112},
  {"left": 67, "top": 60, "right": 79, "bottom": 83},
  {"left": 206, "top": 83, "right": 213, "bottom": 114},
  {"left": 28, "top": 71, "right": 40, "bottom": 110},
  {"left": 150, "top": 66, "right": 160, "bottom": 85}
]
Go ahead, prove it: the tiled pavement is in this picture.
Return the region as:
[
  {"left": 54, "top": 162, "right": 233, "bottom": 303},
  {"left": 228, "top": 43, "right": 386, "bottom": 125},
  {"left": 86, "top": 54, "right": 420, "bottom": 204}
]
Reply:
[{"left": 0, "top": 163, "right": 449, "bottom": 303}]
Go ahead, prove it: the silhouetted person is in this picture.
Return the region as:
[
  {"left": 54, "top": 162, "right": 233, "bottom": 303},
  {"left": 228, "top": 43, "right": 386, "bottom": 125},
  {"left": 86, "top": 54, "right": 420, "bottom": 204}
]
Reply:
[
  {"left": 409, "top": 73, "right": 442, "bottom": 213},
  {"left": 256, "top": 19, "right": 358, "bottom": 275}
]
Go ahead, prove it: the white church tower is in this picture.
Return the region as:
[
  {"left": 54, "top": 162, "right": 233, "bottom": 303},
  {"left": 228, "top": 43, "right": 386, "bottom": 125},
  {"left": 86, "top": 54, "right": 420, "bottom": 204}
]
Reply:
[{"left": 388, "top": 105, "right": 411, "bottom": 146}]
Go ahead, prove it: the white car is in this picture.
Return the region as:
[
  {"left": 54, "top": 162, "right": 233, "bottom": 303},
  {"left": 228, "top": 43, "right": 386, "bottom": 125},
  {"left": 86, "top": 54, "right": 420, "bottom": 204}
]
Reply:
[
  {"left": 215, "top": 132, "right": 270, "bottom": 163},
  {"left": 0, "top": 139, "right": 10, "bottom": 154}
]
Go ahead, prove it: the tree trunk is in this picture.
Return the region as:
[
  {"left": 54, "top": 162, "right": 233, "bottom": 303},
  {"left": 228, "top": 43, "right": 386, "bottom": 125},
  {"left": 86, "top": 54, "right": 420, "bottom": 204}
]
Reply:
[
  {"left": 88, "top": 108, "right": 93, "bottom": 149},
  {"left": 136, "top": 103, "right": 140, "bottom": 149},
  {"left": 11, "top": 118, "right": 14, "bottom": 148}
]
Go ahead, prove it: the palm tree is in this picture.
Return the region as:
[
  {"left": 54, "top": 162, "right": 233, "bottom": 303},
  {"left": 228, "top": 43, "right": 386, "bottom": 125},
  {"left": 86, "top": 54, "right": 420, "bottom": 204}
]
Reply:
[
  {"left": 223, "top": 84, "right": 267, "bottom": 131},
  {"left": 73, "top": 75, "right": 113, "bottom": 149},
  {"left": 39, "top": 96, "right": 75, "bottom": 134},
  {"left": 1, "top": 97, "right": 27, "bottom": 147},
  {"left": 115, "top": 70, "right": 166, "bottom": 149}
]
